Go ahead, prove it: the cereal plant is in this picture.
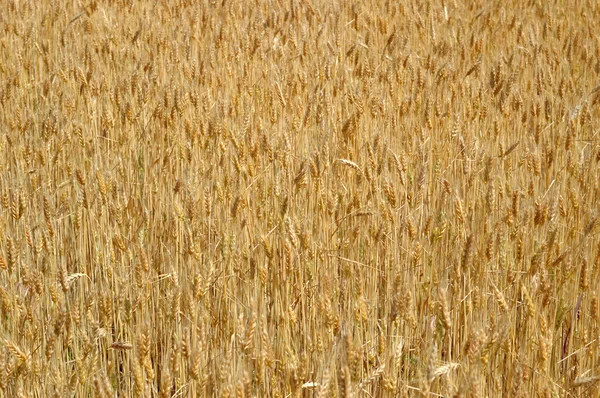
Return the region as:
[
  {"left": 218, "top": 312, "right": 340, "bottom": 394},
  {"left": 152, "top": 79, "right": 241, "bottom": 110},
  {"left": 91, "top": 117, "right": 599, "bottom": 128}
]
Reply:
[{"left": 0, "top": 0, "right": 599, "bottom": 396}]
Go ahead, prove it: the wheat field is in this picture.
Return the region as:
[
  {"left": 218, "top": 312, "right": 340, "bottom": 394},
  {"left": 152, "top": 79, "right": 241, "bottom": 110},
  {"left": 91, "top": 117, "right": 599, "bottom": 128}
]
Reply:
[{"left": 0, "top": 0, "right": 599, "bottom": 396}]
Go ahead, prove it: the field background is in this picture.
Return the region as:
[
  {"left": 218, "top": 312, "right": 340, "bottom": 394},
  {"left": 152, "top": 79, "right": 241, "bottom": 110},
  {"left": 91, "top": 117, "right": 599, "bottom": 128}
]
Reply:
[{"left": 1, "top": 0, "right": 600, "bottom": 396}]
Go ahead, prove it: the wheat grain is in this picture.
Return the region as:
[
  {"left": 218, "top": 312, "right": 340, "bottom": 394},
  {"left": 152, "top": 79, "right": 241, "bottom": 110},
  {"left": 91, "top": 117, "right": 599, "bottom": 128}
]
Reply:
[{"left": 0, "top": 1, "right": 598, "bottom": 396}]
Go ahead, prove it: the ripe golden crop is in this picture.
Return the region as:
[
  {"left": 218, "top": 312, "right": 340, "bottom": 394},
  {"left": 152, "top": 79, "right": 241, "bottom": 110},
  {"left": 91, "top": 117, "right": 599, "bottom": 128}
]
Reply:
[{"left": 0, "top": 0, "right": 599, "bottom": 396}]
